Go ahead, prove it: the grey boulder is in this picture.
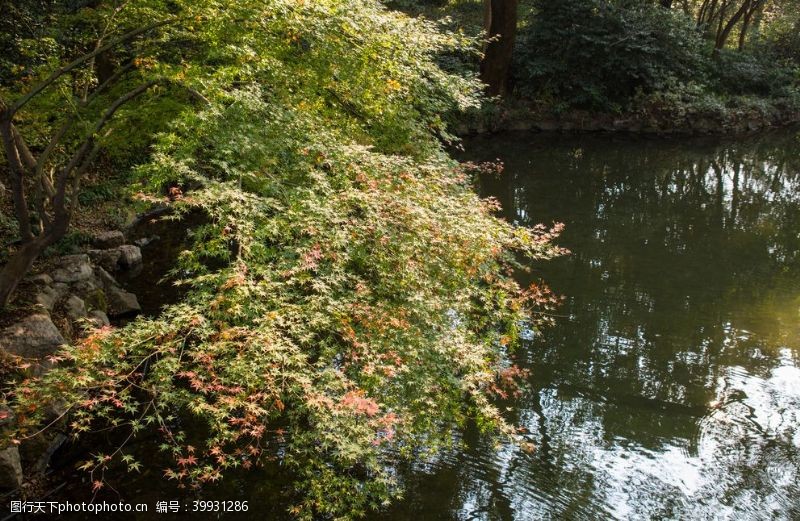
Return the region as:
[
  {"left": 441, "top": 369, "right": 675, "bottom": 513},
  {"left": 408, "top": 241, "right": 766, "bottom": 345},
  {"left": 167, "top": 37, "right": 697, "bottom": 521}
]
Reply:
[
  {"left": 34, "top": 286, "right": 60, "bottom": 311},
  {"left": 0, "top": 314, "right": 65, "bottom": 360},
  {"left": 93, "top": 266, "right": 119, "bottom": 288},
  {"left": 0, "top": 447, "right": 23, "bottom": 490},
  {"left": 27, "top": 273, "right": 53, "bottom": 286},
  {"left": 116, "top": 245, "right": 142, "bottom": 269},
  {"left": 20, "top": 432, "right": 67, "bottom": 475},
  {"left": 88, "top": 248, "right": 122, "bottom": 272},
  {"left": 52, "top": 254, "right": 93, "bottom": 283},
  {"left": 92, "top": 230, "right": 125, "bottom": 249},
  {"left": 64, "top": 295, "right": 88, "bottom": 321},
  {"left": 106, "top": 286, "right": 141, "bottom": 317},
  {"left": 88, "top": 310, "right": 111, "bottom": 327}
]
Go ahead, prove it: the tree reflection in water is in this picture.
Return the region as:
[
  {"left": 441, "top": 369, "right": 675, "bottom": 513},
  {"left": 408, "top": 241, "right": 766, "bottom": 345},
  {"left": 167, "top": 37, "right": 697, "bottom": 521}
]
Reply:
[{"left": 374, "top": 131, "right": 800, "bottom": 520}]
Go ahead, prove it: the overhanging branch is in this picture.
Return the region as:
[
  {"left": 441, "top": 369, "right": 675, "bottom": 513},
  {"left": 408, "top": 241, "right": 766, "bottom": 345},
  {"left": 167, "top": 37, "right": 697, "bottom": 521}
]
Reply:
[
  {"left": 53, "top": 80, "right": 160, "bottom": 210},
  {"left": 36, "top": 61, "right": 138, "bottom": 175},
  {"left": 9, "top": 18, "right": 173, "bottom": 116}
]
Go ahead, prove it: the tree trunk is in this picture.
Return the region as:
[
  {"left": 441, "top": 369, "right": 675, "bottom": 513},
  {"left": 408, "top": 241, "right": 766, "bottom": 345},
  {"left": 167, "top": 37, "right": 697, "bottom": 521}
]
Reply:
[
  {"left": 483, "top": 0, "right": 492, "bottom": 53},
  {"left": 737, "top": 0, "right": 763, "bottom": 50},
  {"left": 0, "top": 119, "right": 34, "bottom": 242},
  {"left": 0, "top": 26, "right": 168, "bottom": 308},
  {"left": 480, "top": 0, "right": 519, "bottom": 97},
  {"left": 714, "top": 1, "right": 730, "bottom": 49},
  {"left": 0, "top": 231, "right": 61, "bottom": 308},
  {"left": 96, "top": 51, "right": 116, "bottom": 85},
  {"left": 715, "top": 0, "right": 760, "bottom": 52},
  {"left": 738, "top": 11, "right": 752, "bottom": 49}
]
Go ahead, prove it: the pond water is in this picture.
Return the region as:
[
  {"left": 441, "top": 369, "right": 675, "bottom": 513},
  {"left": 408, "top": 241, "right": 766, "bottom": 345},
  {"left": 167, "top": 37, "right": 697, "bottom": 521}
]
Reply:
[
  {"left": 47, "top": 130, "right": 800, "bottom": 520},
  {"left": 376, "top": 130, "right": 800, "bottom": 520}
]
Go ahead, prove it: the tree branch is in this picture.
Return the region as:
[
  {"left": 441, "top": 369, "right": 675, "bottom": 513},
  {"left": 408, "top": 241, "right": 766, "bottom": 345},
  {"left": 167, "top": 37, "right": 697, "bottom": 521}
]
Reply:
[
  {"left": 716, "top": 0, "right": 753, "bottom": 50},
  {"left": 11, "top": 126, "right": 36, "bottom": 171},
  {"left": 87, "top": 61, "right": 137, "bottom": 105},
  {"left": 181, "top": 85, "right": 211, "bottom": 106},
  {"left": 0, "top": 120, "right": 34, "bottom": 242},
  {"left": 9, "top": 19, "right": 173, "bottom": 115},
  {"left": 35, "top": 61, "right": 138, "bottom": 176},
  {"left": 53, "top": 80, "right": 159, "bottom": 211},
  {"left": 67, "top": 141, "right": 105, "bottom": 215}
]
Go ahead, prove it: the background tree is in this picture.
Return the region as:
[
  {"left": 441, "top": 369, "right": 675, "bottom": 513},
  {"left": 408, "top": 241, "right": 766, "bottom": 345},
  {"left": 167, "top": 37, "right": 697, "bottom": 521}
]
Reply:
[
  {"left": 480, "top": 0, "right": 519, "bottom": 96},
  {"left": 514, "top": 0, "right": 707, "bottom": 109},
  {"left": 696, "top": 0, "right": 769, "bottom": 52},
  {"left": 0, "top": 18, "right": 180, "bottom": 307}
]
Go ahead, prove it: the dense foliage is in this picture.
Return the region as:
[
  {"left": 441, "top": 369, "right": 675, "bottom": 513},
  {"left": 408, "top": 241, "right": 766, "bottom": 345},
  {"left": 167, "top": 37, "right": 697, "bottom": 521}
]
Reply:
[
  {"left": 513, "top": 0, "right": 799, "bottom": 110},
  {"left": 4, "top": 0, "right": 563, "bottom": 518},
  {"left": 515, "top": 0, "right": 707, "bottom": 110},
  {"left": 391, "top": 0, "right": 799, "bottom": 114}
]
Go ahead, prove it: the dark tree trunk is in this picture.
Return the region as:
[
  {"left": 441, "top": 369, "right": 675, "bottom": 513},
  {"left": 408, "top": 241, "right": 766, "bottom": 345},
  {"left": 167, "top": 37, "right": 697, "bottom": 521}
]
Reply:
[
  {"left": 95, "top": 51, "right": 116, "bottom": 85},
  {"left": 0, "top": 230, "right": 64, "bottom": 308},
  {"left": 0, "top": 119, "right": 34, "bottom": 242},
  {"left": 480, "top": 0, "right": 519, "bottom": 97},
  {"left": 737, "top": 0, "right": 762, "bottom": 50},
  {"left": 738, "top": 12, "right": 751, "bottom": 49},
  {"left": 714, "top": 0, "right": 763, "bottom": 52}
]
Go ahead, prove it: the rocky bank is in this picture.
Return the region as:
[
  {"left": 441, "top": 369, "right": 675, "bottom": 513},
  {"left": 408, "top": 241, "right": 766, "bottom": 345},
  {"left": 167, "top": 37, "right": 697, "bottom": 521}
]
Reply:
[
  {"left": 457, "top": 99, "right": 800, "bottom": 135},
  {"left": 0, "top": 230, "right": 147, "bottom": 491}
]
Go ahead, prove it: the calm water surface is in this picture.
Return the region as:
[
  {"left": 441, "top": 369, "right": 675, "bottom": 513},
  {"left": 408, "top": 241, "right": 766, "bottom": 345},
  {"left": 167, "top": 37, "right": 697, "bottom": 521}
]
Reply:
[
  {"left": 52, "top": 131, "right": 800, "bottom": 520},
  {"left": 377, "top": 131, "right": 800, "bottom": 520}
]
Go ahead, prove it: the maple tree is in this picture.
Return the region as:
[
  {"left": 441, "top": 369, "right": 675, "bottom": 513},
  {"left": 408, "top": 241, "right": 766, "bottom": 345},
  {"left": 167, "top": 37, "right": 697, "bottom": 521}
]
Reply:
[{"left": 4, "top": 1, "right": 564, "bottom": 518}]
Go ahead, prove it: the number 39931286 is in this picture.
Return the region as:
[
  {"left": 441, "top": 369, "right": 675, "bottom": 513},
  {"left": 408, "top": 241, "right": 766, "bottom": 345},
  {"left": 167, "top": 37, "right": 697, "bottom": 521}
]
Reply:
[{"left": 192, "top": 500, "right": 249, "bottom": 512}]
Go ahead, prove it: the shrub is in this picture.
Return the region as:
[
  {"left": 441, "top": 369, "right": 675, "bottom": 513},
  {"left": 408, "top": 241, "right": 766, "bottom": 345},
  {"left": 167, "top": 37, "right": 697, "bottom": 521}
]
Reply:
[
  {"left": 710, "top": 48, "right": 799, "bottom": 98},
  {"left": 514, "top": 0, "right": 708, "bottom": 110}
]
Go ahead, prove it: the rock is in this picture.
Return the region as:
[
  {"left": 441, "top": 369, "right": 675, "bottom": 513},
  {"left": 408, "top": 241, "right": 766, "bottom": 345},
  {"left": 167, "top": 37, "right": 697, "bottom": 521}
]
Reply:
[
  {"left": 88, "top": 245, "right": 142, "bottom": 271},
  {"left": 92, "top": 230, "right": 125, "bottom": 249},
  {"left": 0, "top": 314, "right": 65, "bottom": 360},
  {"left": 88, "top": 310, "right": 110, "bottom": 327},
  {"left": 64, "top": 295, "right": 87, "bottom": 321},
  {"left": 117, "top": 245, "right": 142, "bottom": 269},
  {"left": 52, "top": 254, "right": 93, "bottom": 283},
  {"left": 58, "top": 318, "right": 74, "bottom": 342},
  {"left": 133, "top": 235, "right": 160, "bottom": 248},
  {"left": 93, "top": 266, "right": 118, "bottom": 288},
  {"left": 20, "top": 433, "right": 67, "bottom": 475},
  {"left": 124, "top": 262, "right": 143, "bottom": 278},
  {"left": 70, "top": 275, "right": 101, "bottom": 296},
  {"left": 88, "top": 248, "right": 122, "bottom": 272},
  {"left": 27, "top": 273, "right": 53, "bottom": 286},
  {"left": 52, "top": 282, "right": 68, "bottom": 299},
  {"left": 83, "top": 288, "right": 107, "bottom": 313},
  {"left": 106, "top": 286, "right": 141, "bottom": 317},
  {"left": 34, "top": 286, "right": 60, "bottom": 311},
  {"left": 0, "top": 447, "right": 23, "bottom": 490}
]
